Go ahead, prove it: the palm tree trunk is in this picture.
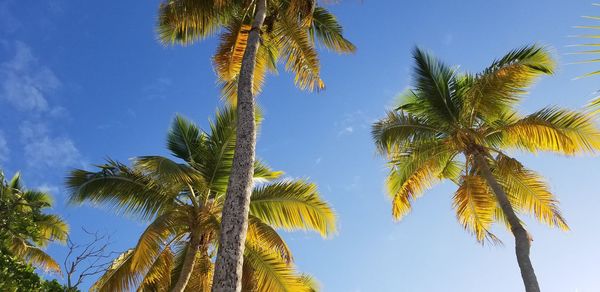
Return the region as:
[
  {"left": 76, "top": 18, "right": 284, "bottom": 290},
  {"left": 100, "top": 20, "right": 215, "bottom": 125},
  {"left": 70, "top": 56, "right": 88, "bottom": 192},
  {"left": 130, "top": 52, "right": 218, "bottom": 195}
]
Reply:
[
  {"left": 171, "top": 231, "right": 202, "bottom": 292},
  {"left": 211, "top": 0, "right": 267, "bottom": 291},
  {"left": 473, "top": 151, "right": 540, "bottom": 292}
]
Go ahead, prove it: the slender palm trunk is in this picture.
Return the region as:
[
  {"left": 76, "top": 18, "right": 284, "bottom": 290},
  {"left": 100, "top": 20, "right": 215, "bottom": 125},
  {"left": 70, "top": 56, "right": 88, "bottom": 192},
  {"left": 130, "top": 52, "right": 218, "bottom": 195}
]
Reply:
[
  {"left": 473, "top": 151, "right": 540, "bottom": 292},
  {"left": 171, "top": 231, "right": 202, "bottom": 292},
  {"left": 211, "top": 0, "right": 267, "bottom": 291}
]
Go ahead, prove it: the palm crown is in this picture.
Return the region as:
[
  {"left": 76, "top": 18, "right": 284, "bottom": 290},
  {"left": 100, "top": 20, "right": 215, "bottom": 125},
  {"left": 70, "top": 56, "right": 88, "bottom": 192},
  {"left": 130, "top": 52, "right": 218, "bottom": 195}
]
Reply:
[
  {"left": 372, "top": 45, "right": 600, "bottom": 243},
  {"left": 0, "top": 171, "right": 69, "bottom": 272},
  {"left": 158, "top": 0, "right": 355, "bottom": 101},
  {"left": 67, "top": 107, "right": 335, "bottom": 291}
]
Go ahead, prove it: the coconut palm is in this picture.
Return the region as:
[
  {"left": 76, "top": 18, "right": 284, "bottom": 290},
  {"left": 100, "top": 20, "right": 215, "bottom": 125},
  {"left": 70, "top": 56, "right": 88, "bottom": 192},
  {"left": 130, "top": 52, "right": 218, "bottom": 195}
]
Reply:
[
  {"left": 372, "top": 45, "right": 600, "bottom": 292},
  {"left": 0, "top": 171, "right": 69, "bottom": 273},
  {"left": 67, "top": 107, "right": 335, "bottom": 292},
  {"left": 158, "top": 2, "right": 353, "bottom": 289}
]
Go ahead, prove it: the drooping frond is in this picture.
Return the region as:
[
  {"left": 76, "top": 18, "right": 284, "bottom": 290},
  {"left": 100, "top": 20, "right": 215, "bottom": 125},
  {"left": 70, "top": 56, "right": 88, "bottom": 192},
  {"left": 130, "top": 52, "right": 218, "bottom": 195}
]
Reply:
[
  {"left": 34, "top": 214, "right": 69, "bottom": 245},
  {"left": 157, "top": 0, "right": 232, "bottom": 45},
  {"left": 274, "top": 17, "right": 324, "bottom": 91},
  {"left": 243, "top": 244, "right": 307, "bottom": 292},
  {"left": 310, "top": 7, "right": 355, "bottom": 53},
  {"left": 91, "top": 249, "right": 139, "bottom": 292},
  {"left": 572, "top": 8, "right": 600, "bottom": 77},
  {"left": 493, "top": 154, "right": 568, "bottom": 230},
  {"left": 452, "top": 175, "right": 499, "bottom": 244},
  {"left": 386, "top": 143, "right": 458, "bottom": 220},
  {"left": 67, "top": 161, "right": 175, "bottom": 220},
  {"left": 463, "top": 45, "right": 555, "bottom": 122},
  {"left": 130, "top": 207, "right": 189, "bottom": 271},
  {"left": 134, "top": 156, "right": 206, "bottom": 188},
  {"left": 492, "top": 107, "right": 600, "bottom": 154},
  {"left": 372, "top": 109, "right": 446, "bottom": 154},
  {"left": 8, "top": 238, "right": 61, "bottom": 273},
  {"left": 138, "top": 246, "right": 174, "bottom": 292},
  {"left": 183, "top": 249, "right": 213, "bottom": 291},
  {"left": 214, "top": 20, "right": 251, "bottom": 81},
  {"left": 249, "top": 180, "right": 336, "bottom": 237},
  {"left": 247, "top": 215, "right": 293, "bottom": 263}
]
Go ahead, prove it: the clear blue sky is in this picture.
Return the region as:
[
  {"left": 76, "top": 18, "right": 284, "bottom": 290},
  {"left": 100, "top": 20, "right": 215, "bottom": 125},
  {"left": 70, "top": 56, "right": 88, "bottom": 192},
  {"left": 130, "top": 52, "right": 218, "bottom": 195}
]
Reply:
[{"left": 1, "top": 0, "right": 599, "bottom": 291}]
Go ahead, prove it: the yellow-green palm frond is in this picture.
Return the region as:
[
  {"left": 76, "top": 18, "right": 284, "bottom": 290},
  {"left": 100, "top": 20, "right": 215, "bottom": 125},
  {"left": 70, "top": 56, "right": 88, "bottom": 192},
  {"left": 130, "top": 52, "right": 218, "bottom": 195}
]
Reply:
[
  {"left": 452, "top": 175, "right": 500, "bottom": 244},
  {"left": 247, "top": 215, "right": 293, "bottom": 263},
  {"left": 386, "top": 145, "right": 459, "bottom": 220},
  {"left": 183, "top": 250, "right": 213, "bottom": 292},
  {"left": 218, "top": 30, "right": 279, "bottom": 103},
  {"left": 249, "top": 180, "right": 336, "bottom": 237},
  {"left": 67, "top": 161, "right": 175, "bottom": 220},
  {"left": 274, "top": 17, "right": 324, "bottom": 91},
  {"left": 8, "top": 238, "right": 61, "bottom": 273},
  {"left": 493, "top": 107, "right": 600, "bottom": 154},
  {"left": 157, "top": 0, "right": 231, "bottom": 46},
  {"left": 134, "top": 156, "right": 206, "bottom": 188},
  {"left": 91, "top": 249, "right": 138, "bottom": 292},
  {"left": 138, "top": 246, "right": 174, "bottom": 292},
  {"left": 34, "top": 214, "right": 69, "bottom": 246},
  {"left": 243, "top": 244, "right": 307, "bottom": 292},
  {"left": 463, "top": 44, "right": 555, "bottom": 122},
  {"left": 297, "top": 274, "right": 320, "bottom": 292},
  {"left": 494, "top": 155, "right": 568, "bottom": 230},
  {"left": 371, "top": 109, "right": 447, "bottom": 155},
  {"left": 572, "top": 6, "right": 600, "bottom": 77},
  {"left": 310, "top": 6, "right": 355, "bottom": 53},
  {"left": 130, "top": 207, "right": 189, "bottom": 271}
]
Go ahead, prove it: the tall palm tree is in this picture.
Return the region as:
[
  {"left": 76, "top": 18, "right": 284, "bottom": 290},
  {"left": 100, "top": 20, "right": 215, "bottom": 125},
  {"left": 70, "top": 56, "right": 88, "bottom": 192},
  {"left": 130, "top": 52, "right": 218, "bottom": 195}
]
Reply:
[
  {"left": 0, "top": 171, "right": 69, "bottom": 273},
  {"left": 158, "top": 2, "right": 353, "bottom": 290},
  {"left": 67, "top": 107, "right": 335, "bottom": 292},
  {"left": 372, "top": 45, "right": 600, "bottom": 292}
]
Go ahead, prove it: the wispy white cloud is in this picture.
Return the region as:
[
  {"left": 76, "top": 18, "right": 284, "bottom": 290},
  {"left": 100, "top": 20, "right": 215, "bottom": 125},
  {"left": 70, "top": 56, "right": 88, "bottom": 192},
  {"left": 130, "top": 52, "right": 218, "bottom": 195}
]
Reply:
[
  {"left": 142, "top": 77, "right": 173, "bottom": 100},
  {"left": 20, "top": 121, "right": 82, "bottom": 169},
  {"left": 0, "top": 41, "right": 61, "bottom": 112},
  {"left": 0, "top": 131, "right": 9, "bottom": 163},
  {"left": 335, "top": 110, "right": 371, "bottom": 137},
  {"left": 0, "top": 0, "right": 20, "bottom": 34}
]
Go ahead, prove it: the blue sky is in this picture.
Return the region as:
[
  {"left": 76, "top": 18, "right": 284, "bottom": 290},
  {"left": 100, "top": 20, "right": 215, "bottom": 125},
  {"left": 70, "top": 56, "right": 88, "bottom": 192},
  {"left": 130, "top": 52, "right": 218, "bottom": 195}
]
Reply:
[{"left": 1, "top": 0, "right": 600, "bottom": 291}]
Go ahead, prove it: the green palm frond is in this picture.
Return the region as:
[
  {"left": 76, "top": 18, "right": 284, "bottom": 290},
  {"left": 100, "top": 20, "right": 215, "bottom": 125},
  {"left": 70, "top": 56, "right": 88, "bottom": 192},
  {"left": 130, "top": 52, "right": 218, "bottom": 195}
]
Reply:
[
  {"left": 463, "top": 45, "right": 554, "bottom": 121},
  {"left": 409, "top": 47, "right": 460, "bottom": 125},
  {"left": 167, "top": 115, "right": 206, "bottom": 164},
  {"left": 34, "top": 214, "right": 69, "bottom": 245},
  {"left": 573, "top": 6, "right": 600, "bottom": 77},
  {"left": 250, "top": 180, "right": 336, "bottom": 237},
  {"left": 67, "top": 161, "right": 175, "bottom": 220},
  {"left": 310, "top": 7, "right": 355, "bottom": 53}
]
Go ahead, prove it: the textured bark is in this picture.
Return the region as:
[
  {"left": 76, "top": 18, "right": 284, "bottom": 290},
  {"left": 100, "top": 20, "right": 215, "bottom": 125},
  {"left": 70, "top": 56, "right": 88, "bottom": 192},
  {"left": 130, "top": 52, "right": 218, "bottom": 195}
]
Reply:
[
  {"left": 171, "top": 231, "right": 202, "bottom": 292},
  {"left": 473, "top": 151, "right": 541, "bottom": 292},
  {"left": 211, "top": 0, "right": 267, "bottom": 291}
]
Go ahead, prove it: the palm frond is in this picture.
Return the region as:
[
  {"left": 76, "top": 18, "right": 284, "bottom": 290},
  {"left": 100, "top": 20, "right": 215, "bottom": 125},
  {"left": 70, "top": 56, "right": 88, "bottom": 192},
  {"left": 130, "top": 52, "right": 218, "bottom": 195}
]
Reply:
[
  {"left": 452, "top": 175, "right": 500, "bottom": 244},
  {"left": 310, "top": 6, "right": 355, "bottom": 53},
  {"left": 250, "top": 180, "right": 336, "bottom": 237},
  {"left": 138, "top": 246, "right": 174, "bottom": 292},
  {"left": 91, "top": 249, "right": 139, "bottom": 292},
  {"left": 247, "top": 215, "right": 293, "bottom": 263},
  {"left": 463, "top": 44, "right": 554, "bottom": 122},
  {"left": 493, "top": 107, "right": 600, "bottom": 154},
  {"left": 8, "top": 238, "right": 61, "bottom": 273},
  {"left": 243, "top": 244, "right": 306, "bottom": 292},
  {"left": 494, "top": 154, "right": 568, "bottom": 230}
]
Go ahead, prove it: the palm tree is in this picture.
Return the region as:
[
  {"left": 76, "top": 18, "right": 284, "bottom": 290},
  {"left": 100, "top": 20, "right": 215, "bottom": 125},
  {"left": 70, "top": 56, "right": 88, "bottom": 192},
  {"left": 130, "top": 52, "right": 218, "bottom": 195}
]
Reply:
[
  {"left": 157, "top": 2, "right": 353, "bottom": 289},
  {"left": 67, "top": 107, "right": 335, "bottom": 292},
  {"left": 0, "top": 171, "right": 69, "bottom": 273},
  {"left": 372, "top": 45, "right": 600, "bottom": 292}
]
